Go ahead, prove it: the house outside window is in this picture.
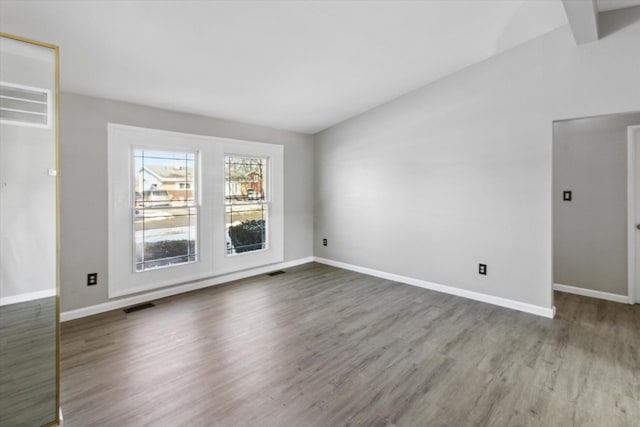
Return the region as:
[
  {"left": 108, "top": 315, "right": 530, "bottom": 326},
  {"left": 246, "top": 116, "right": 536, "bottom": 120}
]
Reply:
[
  {"left": 225, "top": 156, "right": 268, "bottom": 255},
  {"left": 108, "top": 124, "right": 283, "bottom": 298},
  {"left": 134, "top": 149, "right": 197, "bottom": 272}
]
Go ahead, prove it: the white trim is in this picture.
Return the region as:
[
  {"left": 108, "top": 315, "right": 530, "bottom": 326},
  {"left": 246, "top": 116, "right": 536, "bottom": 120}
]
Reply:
[
  {"left": 61, "top": 257, "right": 313, "bottom": 322},
  {"left": 314, "top": 257, "right": 555, "bottom": 318},
  {"left": 550, "top": 121, "right": 556, "bottom": 313},
  {"left": 108, "top": 123, "right": 284, "bottom": 297},
  {"left": 627, "top": 126, "right": 640, "bottom": 304},
  {"left": 0, "top": 288, "right": 56, "bottom": 306},
  {"left": 554, "top": 283, "right": 629, "bottom": 304}
]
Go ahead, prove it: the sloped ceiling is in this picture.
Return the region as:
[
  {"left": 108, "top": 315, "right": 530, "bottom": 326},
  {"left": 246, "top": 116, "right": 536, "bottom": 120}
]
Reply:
[{"left": 0, "top": 0, "right": 569, "bottom": 133}]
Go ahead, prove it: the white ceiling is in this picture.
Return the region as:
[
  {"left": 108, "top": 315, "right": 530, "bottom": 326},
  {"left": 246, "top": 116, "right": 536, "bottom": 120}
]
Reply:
[{"left": 0, "top": 0, "right": 572, "bottom": 134}]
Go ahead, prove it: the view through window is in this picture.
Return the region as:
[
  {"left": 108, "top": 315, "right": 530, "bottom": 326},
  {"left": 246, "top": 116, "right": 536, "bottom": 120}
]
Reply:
[
  {"left": 109, "top": 124, "right": 284, "bottom": 297},
  {"left": 225, "top": 156, "right": 268, "bottom": 255},
  {"left": 134, "top": 149, "right": 197, "bottom": 271}
]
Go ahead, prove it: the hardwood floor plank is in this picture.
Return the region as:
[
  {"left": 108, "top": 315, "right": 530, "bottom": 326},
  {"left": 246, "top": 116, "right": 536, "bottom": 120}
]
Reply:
[{"left": 60, "top": 263, "right": 640, "bottom": 426}]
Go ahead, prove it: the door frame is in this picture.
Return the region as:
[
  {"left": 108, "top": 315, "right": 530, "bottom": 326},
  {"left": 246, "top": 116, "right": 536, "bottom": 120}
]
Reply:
[{"left": 626, "top": 125, "right": 640, "bottom": 304}]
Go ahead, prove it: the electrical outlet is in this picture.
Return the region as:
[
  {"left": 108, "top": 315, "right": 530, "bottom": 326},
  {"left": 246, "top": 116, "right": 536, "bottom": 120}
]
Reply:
[
  {"left": 479, "top": 264, "right": 487, "bottom": 275},
  {"left": 87, "top": 273, "right": 98, "bottom": 286},
  {"left": 322, "top": 238, "right": 327, "bottom": 247}
]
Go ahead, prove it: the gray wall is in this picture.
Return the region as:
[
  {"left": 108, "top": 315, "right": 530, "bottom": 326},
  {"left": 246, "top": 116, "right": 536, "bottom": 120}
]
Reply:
[
  {"left": 553, "top": 113, "right": 640, "bottom": 296},
  {"left": 60, "top": 93, "right": 314, "bottom": 312},
  {"left": 314, "top": 9, "right": 640, "bottom": 311}
]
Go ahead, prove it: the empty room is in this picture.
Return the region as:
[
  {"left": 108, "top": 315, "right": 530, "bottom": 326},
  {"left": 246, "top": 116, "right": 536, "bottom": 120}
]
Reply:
[{"left": 1, "top": 0, "right": 639, "bottom": 426}]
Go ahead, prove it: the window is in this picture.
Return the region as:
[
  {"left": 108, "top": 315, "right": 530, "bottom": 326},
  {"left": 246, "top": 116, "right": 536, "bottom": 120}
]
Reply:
[
  {"left": 225, "top": 156, "right": 268, "bottom": 255},
  {"left": 134, "top": 149, "right": 197, "bottom": 271},
  {"left": 108, "top": 124, "right": 283, "bottom": 298}
]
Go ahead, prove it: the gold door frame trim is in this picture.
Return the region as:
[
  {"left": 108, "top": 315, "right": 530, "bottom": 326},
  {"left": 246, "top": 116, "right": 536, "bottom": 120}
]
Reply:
[{"left": 0, "top": 31, "right": 61, "bottom": 427}]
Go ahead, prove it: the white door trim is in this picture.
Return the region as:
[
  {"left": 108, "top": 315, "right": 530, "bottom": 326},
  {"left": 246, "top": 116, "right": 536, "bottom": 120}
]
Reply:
[{"left": 627, "top": 125, "right": 640, "bottom": 304}]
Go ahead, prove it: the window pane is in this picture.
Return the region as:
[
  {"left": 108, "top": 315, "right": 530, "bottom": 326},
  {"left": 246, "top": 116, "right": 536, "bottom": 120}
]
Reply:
[
  {"left": 225, "top": 155, "right": 268, "bottom": 256},
  {"left": 226, "top": 204, "right": 267, "bottom": 254},
  {"left": 134, "top": 149, "right": 195, "bottom": 208},
  {"left": 225, "top": 156, "right": 266, "bottom": 203},
  {"left": 135, "top": 207, "right": 198, "bottom": 271},
  {"left": 134, "top": 148, "right": 198, "bottom": 272}
]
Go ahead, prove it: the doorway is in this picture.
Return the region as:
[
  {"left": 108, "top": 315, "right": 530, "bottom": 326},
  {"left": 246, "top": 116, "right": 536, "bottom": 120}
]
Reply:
[{"left": 552, "top": 112, "right": 640, "bottom": 306}]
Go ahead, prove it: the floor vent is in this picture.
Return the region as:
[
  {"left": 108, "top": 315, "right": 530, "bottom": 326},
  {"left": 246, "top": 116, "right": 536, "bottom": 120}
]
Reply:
[
  {"left": 267, "top": 270, "right": 286, "bottom": 277},
  {"left": 123, "top": 302, "right": 155, "bottom": 313}
]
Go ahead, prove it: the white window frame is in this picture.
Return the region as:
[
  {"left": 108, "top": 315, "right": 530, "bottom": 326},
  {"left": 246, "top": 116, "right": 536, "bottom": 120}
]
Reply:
[
  {"left": 108, "top": 124, "right": 283, "bottom": 298},
  {"left": 224, "top": 154, "right": 270, "bottom": 256},
  {"left": 215, "top": 142, "right": 283, "bottom": 275},
  {"left": 132, "top": 146, "right": 199, "bottom": 272},
  {"left": 216, "top": 145, "right": 284, "bottom": 273}
]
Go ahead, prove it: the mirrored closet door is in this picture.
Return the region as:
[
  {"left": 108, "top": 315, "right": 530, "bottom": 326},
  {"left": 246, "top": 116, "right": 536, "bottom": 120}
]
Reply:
[{"left": 0, "top": 33, "right": 60, "bottom": 427}]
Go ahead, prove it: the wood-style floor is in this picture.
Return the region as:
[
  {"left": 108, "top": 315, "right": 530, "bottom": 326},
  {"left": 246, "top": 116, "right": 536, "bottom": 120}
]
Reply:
[
  {"left": 61, "top": 263, "right": 640, "bottom": 426},
  {"left": 0, "top": 297, "right": 57, "bottom": 427}
]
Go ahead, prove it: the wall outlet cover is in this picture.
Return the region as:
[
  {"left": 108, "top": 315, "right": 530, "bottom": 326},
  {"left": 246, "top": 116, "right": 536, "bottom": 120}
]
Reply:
[
  {"left": 87, "top": 273, "right": 98, "bottom": 286},
  {"left": 479, "top": 264, "right": 487, "bottom": 275}
]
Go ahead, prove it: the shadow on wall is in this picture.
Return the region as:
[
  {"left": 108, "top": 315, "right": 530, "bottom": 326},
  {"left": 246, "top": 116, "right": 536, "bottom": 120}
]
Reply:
[{"left": 599, "top": 5, "right": 640, "bottom": 39}]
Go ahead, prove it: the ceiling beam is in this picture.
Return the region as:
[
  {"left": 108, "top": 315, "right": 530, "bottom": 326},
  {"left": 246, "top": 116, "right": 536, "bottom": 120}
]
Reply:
[{"left": 561, "top": 0, "right": 599, "bottom": 44}]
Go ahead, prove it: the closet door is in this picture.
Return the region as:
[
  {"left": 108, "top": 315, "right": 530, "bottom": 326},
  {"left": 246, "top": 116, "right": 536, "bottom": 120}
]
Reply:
[{"left": 0, "top": 33, "right": 59, "bottom": 427}]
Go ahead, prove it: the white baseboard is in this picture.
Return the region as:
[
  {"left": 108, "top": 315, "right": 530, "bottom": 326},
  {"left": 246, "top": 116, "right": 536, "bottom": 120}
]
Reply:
[
  {"left": 62, "top": 255, "right": 558, "bottom": 321},
  {"left": 314, "top": 257, "right": 555, "bottom": 318},
  {"left": 0, "top": 289, "right": 56, "bottom": 306},
  {"left": 61, "top": 257, "right": 314, "bottom": 322},
  {"left": 553, "top": 283, "right": 629, "bottom": 304}
]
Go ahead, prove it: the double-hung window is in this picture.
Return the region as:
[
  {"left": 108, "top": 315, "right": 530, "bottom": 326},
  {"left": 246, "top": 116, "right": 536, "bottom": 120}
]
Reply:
[
  {"left": 108, "top": 124, "right": 283, "bottom": 298},
  {"left": 134, "top": 149, "right": 198, "bottom": 271},
  {"left": 225, "top": 156, "right": 268, "bottom": 255}
]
